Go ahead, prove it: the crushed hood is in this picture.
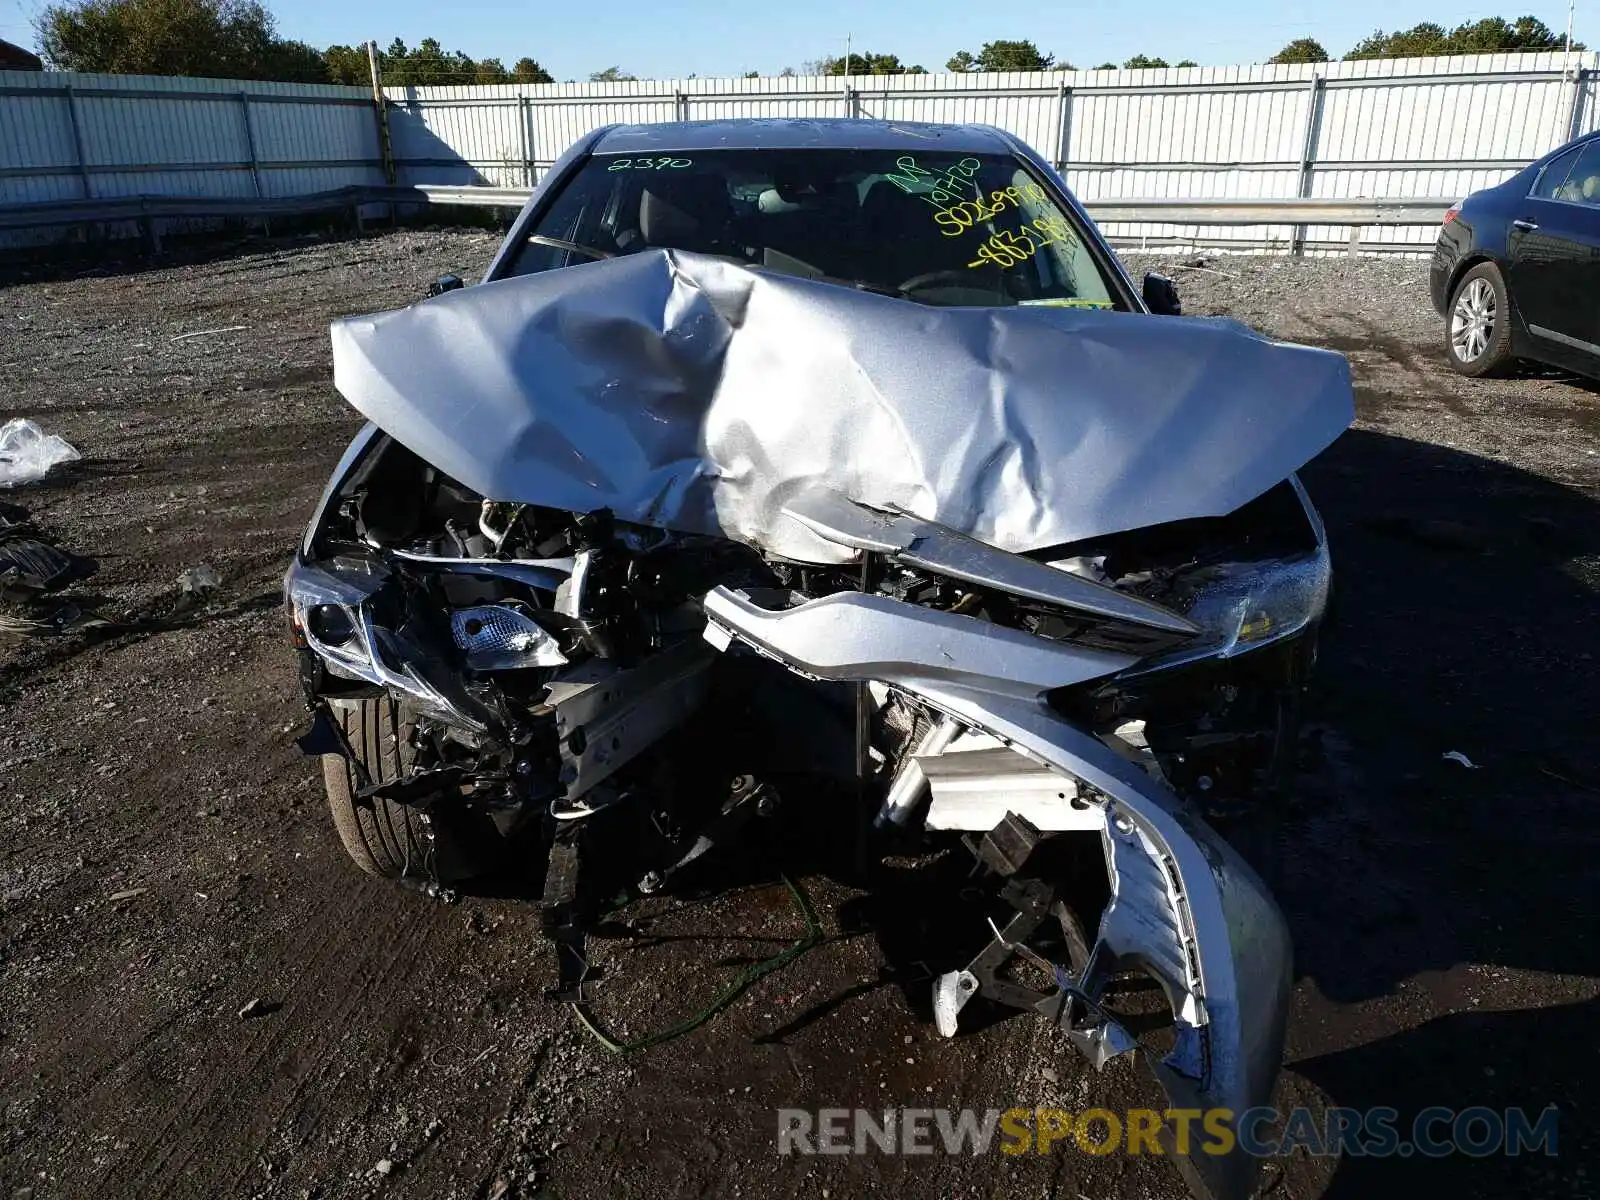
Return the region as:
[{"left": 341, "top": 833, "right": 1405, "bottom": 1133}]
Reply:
[{"left": 331, "top": 249, "right": 1353, "bottom": 565}]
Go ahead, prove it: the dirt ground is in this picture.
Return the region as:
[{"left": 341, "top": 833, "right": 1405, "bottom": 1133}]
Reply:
[{"left": 1, "top": 230, "right": 1597, "bottom": 1200}]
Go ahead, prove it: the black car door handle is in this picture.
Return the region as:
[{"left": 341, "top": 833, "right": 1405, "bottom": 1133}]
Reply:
[{"left": 1512, "top": 218, "right": 1539, "bottom": 231}]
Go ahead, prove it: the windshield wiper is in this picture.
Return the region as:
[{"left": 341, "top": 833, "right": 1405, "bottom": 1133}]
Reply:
[
  {"left": 846, "top": 279, "right": 911, "bottom": 299},
  {"left": 526, "top": 235, "right": 614, "bottom": 261},
  {"left": 748, "top": 262, "right": 918, "bottom": 301}
]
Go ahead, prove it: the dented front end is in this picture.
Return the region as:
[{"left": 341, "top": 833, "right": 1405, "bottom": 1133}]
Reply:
[{"left": 288, "top": 248, "right": 1352, "bottom": 1200}]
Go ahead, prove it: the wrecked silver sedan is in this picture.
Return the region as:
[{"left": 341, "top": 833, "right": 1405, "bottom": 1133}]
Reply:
[{"left": 285, "top": 120, "right": 1352, "bottom": 1200}]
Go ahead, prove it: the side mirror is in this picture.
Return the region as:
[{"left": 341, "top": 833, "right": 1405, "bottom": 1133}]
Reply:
[
  {"left": 428, "top": 273, "right": 465, "bottom": 298},
  {"left": 1141, "top": 271, "right": 1182, "bottom": 316}
]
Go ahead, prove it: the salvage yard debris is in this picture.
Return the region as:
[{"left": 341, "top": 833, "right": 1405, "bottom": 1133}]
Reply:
[
  {"left": 0, "top": 419, "right": 80, "bottom": 488},
  {"left": 0, "top": 499, "right": 100, "bottom": 637},
  {"left": 170, "top": 325, "right": 248, "bottom": 342},
  {"left": 176, "top": 564, "right": 222, "bottom": 595}
]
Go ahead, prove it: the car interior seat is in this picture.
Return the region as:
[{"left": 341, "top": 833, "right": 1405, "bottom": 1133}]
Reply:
[{"left": 634, "top": 174, "right": 739, "bottom": 256}]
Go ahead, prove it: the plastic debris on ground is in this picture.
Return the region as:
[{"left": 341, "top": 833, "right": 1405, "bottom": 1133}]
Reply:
[
  {"left": 0, "top": 500, "right": 103, "bottom": 637},
  {"left": 0, "top": 420, "right": 81, "bottom": 488},
  {"left": 1442, "top": 750, "right": 1480, "bottom": 769},
  {"left": 176, "top": 564, "right": 222, "bottom": 595},
  {"left": 0, "top": 538, "right": 95, "bottom": 600}
]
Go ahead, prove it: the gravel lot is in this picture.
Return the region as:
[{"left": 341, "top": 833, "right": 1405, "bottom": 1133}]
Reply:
[{"left": 1, "top": 231, "right": 1597, "bottom": 1200}]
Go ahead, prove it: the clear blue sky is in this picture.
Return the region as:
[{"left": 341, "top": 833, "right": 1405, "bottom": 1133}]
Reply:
[{"left": 0, "top": 0, "right": 1589, "bottom": 78}]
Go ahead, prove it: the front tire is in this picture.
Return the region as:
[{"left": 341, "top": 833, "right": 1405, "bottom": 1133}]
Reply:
[
  {"left": 321, "top": 696, "right": 502, "bottom": 883},
  {"left": 1445, "top": 262, "right": 1515, "bottom": 377}
]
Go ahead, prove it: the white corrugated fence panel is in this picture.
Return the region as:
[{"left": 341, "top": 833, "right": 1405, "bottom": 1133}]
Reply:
[{"left": 6, "top": 53, "right": 1600, "bottom": 254}]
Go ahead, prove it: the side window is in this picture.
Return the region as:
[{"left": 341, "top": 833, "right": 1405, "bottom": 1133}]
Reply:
[
  {"left": 1559, "top": 141, "right": 1600, "bottom": 206},
  {"left": 1532, "top": 144, "right": 1584, "bottom": 200},
  {"left": 506, "top": 170, "right": 611, "bottom": 277}
]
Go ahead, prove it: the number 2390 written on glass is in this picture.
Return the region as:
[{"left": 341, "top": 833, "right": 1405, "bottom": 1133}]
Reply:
[
  {"left": 968, "top": 216, "right": 1079, "bottom": 270},
  {"left": 605, "top": 157, "right": 694, "bottom": 171}
]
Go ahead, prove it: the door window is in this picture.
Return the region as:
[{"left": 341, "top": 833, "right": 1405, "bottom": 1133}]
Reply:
[
  {"left": 1555, "top": 141, "right": 1600, "bottom": 206},
  {"left": 1532, "top": 144, "right": 1585, "bottom": 200}
]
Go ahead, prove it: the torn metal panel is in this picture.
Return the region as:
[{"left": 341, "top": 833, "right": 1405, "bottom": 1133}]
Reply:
[
  {"left": 331, "top": 249, "right": 1353, "bottom": 567},
  {"left": 781, "top": 487, "right": 1199, "bottom": 636},
  {"left": 700, "top": 585, "right": 1137, "bottom": 700}
]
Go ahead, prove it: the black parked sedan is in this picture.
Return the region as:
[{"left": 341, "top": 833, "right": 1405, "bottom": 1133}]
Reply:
[{"left": 1431, "top": 129, "right": 1600, "bottom": 379}]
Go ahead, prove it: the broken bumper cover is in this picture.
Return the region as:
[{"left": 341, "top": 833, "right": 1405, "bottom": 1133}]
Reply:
[{"left": 702, "top": 585, "right": 1291, "bottom": 1200}]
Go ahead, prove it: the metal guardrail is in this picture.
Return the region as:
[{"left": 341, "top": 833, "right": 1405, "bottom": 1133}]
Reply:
[
  {"left": 0, "top": 184, "right": 531, "bottom": 233},
  {"left": 1085, "top": 197, "right": 1453, "bottom": 225},
  {"left": 0, "top": 185, "right": 1454, "bottom": 251},
  {"left": 405, "top": 184, "right": 534, "bottom": 208},
  {"left": 400, "top": 185, "right": 1452, "bottom": 227},
  {"left": 0, "top": 185, "right": 374, "bottom": 231},
  {"left": 401, "top": 186, "right": 1454, "bottom": 227}
]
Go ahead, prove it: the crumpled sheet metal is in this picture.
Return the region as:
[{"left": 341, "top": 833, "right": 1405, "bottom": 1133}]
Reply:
[{"left": 331, "top": 249, "right": 1353, "bottom": 565}]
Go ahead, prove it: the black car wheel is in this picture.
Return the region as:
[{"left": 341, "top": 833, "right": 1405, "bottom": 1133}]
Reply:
[
  {"left": 1445, "top": 262, "right": 1515, "bottom": 377},
  {"left": 321, "top": 695, "right": 504, "bottom": 883}
]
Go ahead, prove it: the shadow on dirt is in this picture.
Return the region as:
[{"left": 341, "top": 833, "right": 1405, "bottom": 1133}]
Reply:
[
  {"left": 1294, "top": 995, "right": 1589, "bottom": 1197},
  {"left": 1288, "top": 427, "right": 1600, "bottom": 1003},
  {"left": 1279, "top": 428, "right": 1598, "bottom": 1195}
]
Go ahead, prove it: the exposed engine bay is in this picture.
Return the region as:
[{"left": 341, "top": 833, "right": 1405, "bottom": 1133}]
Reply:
[
  {"left": 294, "top": 431, "right": 1328, "bottom": 825},
  {"left": 287, "top": 248, "right": 1353, "bottom": 1200}
]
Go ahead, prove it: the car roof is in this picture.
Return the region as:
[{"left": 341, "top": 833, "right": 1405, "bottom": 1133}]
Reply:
[{"left": 591, "top": 118, "right": 1017, "bottom": 155}]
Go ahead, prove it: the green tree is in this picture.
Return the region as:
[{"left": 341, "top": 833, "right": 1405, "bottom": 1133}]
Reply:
[
  {"left": 364, "top": 37, "right": 546, "bottom": 85},
  {"left": 1175, "top": 59, "right": 1198, "bottom": 67},
  {"left": 512, "top": 56, "right": 552, "bottom": 83},
  {"left": 1123, "top": 54, "right": 1169, "bottom": 68},
  {"left": 1447, "top": 15, "right": 1575, "bottom": 51},
  {"left": 474, "top": 56, "right": 509, "bottom": 84},
  {"left": 261, "top": 36, "right": 328, "bottom": 82},
  {"left": 743, "top": 68, "right": 759, "bottom": 77},
  {"left": 323, "top": 41, "right": 367, "bottom": 84},
  {"left": 1345, "top": 21, "right": 1449, "bottom": 57},
  {"left": 1269, "top": 37, "right": 1329, "bottom": 63},
  {"left": 946, "top": 39, "right": 1054, "bottom": 71},
  {"left": 35, "top": 0, "right": 326, "bottom": 79},
  {"left": 819, "top": 50, "right": 923, "bottom": 74},
  {"left": 1345, "top": 16, "right": 1579, "bottom": 59},
  {"left": 382, "top": 37, "right": 479, "bottom": 84},
  {"left": 1094, "top": 61, "right": 1117, "bottom": 69},
  {"left": 589, "top": 65, "right": 637, "bottom": 81}
]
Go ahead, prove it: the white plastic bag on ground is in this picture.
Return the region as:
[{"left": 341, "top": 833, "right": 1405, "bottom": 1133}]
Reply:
[{"left": 0, "top": 420, "right": 81, "bottom": 487}]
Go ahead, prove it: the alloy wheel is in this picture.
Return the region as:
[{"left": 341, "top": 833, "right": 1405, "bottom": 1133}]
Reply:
[{"left": 1450, "top": 277, "right": 1496, "bottom": 363}]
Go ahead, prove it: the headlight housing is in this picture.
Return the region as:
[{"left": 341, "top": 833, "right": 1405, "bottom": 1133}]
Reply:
[{"left": 1181, "top": 544, "right": 1330, "bottom": 659}]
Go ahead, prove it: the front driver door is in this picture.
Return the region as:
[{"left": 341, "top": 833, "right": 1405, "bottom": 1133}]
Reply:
[{"left": 1507, "top": 138, "right": 1600, "bottom": 360}]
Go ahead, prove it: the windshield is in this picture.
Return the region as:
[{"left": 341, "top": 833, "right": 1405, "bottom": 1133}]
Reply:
[{"left": 506, "top": 148, "right": 1123, "bottom": 309}]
